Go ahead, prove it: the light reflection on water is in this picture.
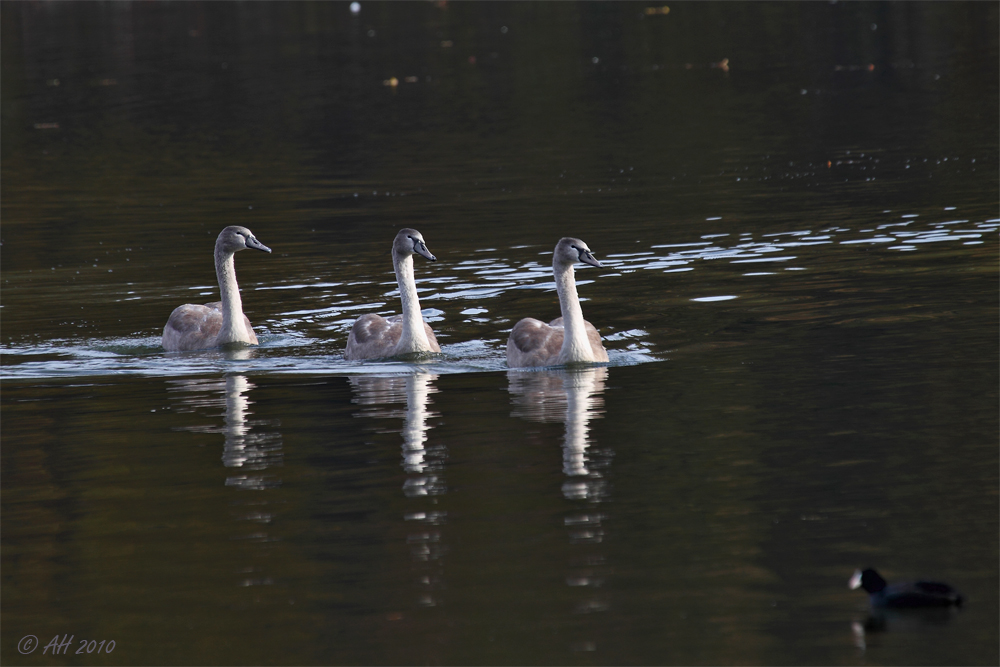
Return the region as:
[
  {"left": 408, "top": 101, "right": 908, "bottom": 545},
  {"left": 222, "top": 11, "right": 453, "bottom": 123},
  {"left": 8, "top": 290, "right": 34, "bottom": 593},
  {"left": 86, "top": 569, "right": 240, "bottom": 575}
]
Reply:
[{"left": 1, "top": 214, "right": 992, "bottom": 380}]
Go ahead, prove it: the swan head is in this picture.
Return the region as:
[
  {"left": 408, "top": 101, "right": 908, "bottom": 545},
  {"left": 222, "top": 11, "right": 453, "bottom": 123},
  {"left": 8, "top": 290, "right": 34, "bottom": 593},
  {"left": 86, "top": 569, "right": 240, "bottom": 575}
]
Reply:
[
  {"left": 554, "top": 237, "right": 601, "bottom": 269},
  {"left": 217, "top": 226, "right": 272, "bottom": 254},
  {"left": 393, "top": 228, "right": 436, "bottom": 261}
]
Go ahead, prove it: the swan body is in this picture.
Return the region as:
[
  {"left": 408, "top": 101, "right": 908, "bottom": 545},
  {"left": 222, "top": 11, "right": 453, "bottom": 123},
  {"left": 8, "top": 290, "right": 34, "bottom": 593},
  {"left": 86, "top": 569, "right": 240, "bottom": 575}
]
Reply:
[
  {"left": 507, "top": 237, "right": 609, "bottom": 367},
  {"left": 162, "top": 226, "right": 271, "bottom": 351},
  {"left": 345, "top": 229, "right": 441, "bottom": 360}
]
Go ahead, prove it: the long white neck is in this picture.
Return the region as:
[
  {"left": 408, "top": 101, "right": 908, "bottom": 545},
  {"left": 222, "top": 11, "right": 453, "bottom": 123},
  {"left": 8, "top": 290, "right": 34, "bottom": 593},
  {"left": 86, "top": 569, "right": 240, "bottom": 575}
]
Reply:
[
  {"left": 215, "top": 245, "right": 249, "bottom": 344},
  {"left": 394, "top": 251, "right": 432, "bottom": 353},
  {"left": 555, "top": 261, "right": 595, "bottom": 363}
]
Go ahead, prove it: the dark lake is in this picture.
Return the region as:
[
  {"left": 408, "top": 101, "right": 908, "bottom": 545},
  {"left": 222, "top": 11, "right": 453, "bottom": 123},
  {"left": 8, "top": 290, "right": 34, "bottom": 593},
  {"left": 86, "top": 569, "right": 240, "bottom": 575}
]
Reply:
[{"left": 2, "top": 2, "right": 998, "bottom": 664}]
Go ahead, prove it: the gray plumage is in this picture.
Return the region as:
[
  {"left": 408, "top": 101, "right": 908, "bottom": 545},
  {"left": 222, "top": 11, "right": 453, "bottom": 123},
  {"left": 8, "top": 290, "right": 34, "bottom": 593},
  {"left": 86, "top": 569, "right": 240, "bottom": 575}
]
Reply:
[
  {"left": 345, "top": 229, "right": 441, "bottom": 360},
  {"left": 507, "top": 237, "right": 609, "bottom": 367},
  {"left": 162, "top": 226, "right": 271, "bottom": 351}
]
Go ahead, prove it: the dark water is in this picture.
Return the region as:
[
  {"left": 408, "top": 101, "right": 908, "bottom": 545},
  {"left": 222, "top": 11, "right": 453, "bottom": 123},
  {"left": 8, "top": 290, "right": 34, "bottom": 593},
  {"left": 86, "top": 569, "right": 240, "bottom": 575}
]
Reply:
[{"left": 2, "top": 2, "right": 998, "bottom": 664}]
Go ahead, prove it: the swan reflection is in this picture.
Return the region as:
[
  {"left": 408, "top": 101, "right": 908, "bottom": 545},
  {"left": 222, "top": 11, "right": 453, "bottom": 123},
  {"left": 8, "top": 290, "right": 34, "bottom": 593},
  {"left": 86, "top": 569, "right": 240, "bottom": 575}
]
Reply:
[
  {"left": 507, "top": 366, "right": 612, "bottom": 648},
  {"left": 508, "top": 366, "right": 609, "bottom": 500},
  {"left": 349, "top": 372, "right": 443, "bottom": 494},
  {"left": 167, "top": 373, "right": 283, "bottom": 489},
  {"left": 349, "top": 372, "right": 446, "bottom": 606},
  {"left": 166, "top": 372, "right": 284, "bottom": 589}
]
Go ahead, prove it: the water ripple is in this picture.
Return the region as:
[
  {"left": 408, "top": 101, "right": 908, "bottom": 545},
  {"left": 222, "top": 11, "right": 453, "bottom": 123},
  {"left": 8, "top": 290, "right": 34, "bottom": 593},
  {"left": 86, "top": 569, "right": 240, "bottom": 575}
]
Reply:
[
  {"left": 2, "top": 214, "right": 994, "bottom": 380},
  {"left": 0, "top": 334, "right": 654, "bottom": 380}
]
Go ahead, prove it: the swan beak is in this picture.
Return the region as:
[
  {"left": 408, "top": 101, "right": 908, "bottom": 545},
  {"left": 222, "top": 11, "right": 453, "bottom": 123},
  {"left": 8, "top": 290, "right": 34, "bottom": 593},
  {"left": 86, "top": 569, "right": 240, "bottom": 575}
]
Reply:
[
  {"left": 247, "top": 236, "right": 272, "bottom": 253},
  {"left": 580, "top": 250, "right": 602, "bottom": 268},
  {"left": 414, "top": 241, "right": 436, "bottom": 261},
  {"left": 848, "top": 570, "right": 863, "bottom": 590}
]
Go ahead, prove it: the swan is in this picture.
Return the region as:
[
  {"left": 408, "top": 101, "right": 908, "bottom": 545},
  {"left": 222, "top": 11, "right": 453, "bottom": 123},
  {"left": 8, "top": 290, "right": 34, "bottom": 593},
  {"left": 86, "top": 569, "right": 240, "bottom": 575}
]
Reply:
[
  {"left": 506, "top": 237, "right": 609, "bottom": 367},
  {"left": 345, "top": 228, "right": 441, "bottom": 360},
  {"left": 162, "top": 225, "right": 271, "bottom": 351}
]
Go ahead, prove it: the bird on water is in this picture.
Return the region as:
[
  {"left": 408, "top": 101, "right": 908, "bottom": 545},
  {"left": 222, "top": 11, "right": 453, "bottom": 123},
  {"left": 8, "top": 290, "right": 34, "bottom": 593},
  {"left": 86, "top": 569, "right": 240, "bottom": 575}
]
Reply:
[
  {"left": 345, "top": 228, "right": 441, "bottom": 360},
  {"left": 506, "top": 237, "right": 609, "bottom": 368},
  {"left": 163, "top": 225, "right": 271, "bottom": 352},
  {"left": 849, "top": 568, "right": 963, "bottom": 608}
]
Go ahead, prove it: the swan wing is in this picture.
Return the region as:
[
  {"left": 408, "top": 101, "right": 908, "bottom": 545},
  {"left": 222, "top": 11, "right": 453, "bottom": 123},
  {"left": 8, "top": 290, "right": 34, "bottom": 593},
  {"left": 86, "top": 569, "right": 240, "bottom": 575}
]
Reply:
[
  {"left": 583, "top": 319, "right": 609, "bottom": 362},
  {"left": 163, "top": 302, "right": 223, "bottom": 351},
  {"left": 241, "top": 313, "right": 259, "bottom": 345},
  {"left": 507, "top": 317, "right": 564, "bottom": 367},
  {"left": 423, "top": 322, "right": 442, "bottom": 353},
  {"left": 345, "top": 313, "right": 402, "bottom": 360}
]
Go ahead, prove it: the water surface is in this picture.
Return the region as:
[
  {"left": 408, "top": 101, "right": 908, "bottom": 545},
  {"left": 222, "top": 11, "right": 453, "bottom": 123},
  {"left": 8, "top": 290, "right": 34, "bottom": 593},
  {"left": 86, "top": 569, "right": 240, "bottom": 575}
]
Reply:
[{"left": 2, "top": 2, "right": 998, "bottom": 664}]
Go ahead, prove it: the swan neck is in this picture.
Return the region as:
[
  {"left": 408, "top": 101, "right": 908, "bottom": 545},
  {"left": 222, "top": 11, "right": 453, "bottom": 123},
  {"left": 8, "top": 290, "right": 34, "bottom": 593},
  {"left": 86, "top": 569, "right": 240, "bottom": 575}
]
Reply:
[
  {"left": 215, "top": 244, "right": 245, "bottom": 342},
  {"left": 554, "top": 262, "right": 590, "bottom": 360},
  {"left": 394, "top": 251, "right": 430, "bottom": 352}
]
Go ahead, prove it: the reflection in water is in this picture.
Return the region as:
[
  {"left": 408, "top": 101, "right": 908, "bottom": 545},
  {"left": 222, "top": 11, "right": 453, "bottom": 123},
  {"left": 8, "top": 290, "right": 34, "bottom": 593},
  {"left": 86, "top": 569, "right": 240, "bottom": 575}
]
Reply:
[
  {"left": 219, "top": 374, "right": 284, "bottom": 481},
  {"left": 168, "top": 373, "right": 283, "bottom": 489},
  {"left": 509, "top": 367, "right": 609, "bottom": 499},
  {"left": 851, "top": 607, "right": 962, "bottom": 653},
  {"left": 508, "top": 367, "right": 612, "bottom": 648},
  {"left": 349, "top": 373, "right": 443, "bottom": 495},
  {"left": 166, "top": 372, "right": 284, "bottom": 587},
  {"left": 349, "top": 373, "right": 446, "bottom": 607}
]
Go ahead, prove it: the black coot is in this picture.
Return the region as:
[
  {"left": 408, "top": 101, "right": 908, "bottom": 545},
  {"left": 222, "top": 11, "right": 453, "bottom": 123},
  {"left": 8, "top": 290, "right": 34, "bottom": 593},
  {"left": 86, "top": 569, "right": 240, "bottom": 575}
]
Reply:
[{"left": 849, "top": 568, "right": 963, "bottom": 608}]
